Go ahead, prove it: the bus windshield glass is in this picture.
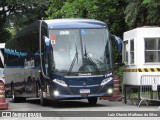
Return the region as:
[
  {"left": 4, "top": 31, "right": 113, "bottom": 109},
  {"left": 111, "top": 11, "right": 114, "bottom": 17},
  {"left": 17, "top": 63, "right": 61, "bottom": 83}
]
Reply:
[{"left": 49, "top": 28, "right": 112, "bottom": 73}]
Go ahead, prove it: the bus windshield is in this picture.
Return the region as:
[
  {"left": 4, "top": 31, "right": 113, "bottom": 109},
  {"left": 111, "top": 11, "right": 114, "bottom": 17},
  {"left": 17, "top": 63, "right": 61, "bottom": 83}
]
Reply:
[{"left": 49, "top": 28, "right": 112, "bottom": 73}]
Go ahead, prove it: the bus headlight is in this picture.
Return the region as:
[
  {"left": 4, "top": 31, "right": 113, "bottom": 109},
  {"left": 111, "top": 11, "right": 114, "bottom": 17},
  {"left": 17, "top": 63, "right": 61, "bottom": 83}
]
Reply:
[
  {"left": 107, "top": 88, "right": 113, "bottom": 94},
  {"left": 53, "top": 79, "right": 67, "bottom": 87},
  {"left": 101, "top": 77, "right": 113, "bottom": 86},
  {"left": 54, "top": 90, "right": 59, "bottom": 96}
]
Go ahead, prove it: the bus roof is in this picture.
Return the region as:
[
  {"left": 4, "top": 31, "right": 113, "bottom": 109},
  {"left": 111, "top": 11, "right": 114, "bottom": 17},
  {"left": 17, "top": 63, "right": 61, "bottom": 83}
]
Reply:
[{"left": 44, "top": 19, "right": 107, "bottom": 29}]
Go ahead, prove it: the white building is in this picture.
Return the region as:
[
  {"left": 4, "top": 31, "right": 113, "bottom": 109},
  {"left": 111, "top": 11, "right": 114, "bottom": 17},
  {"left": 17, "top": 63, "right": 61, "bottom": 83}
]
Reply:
[{"left": 123, "top": 27, "right": 160, "bottom": 104}]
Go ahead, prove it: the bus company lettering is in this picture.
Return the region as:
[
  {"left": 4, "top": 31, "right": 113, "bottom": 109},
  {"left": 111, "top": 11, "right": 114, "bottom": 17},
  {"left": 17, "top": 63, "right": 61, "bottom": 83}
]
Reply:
[
  {"left": 78, "top": 73, "right": 92, "bottom": 76},
  {"left": 24, "top": 59, "right": 35, "bottom": 68}
]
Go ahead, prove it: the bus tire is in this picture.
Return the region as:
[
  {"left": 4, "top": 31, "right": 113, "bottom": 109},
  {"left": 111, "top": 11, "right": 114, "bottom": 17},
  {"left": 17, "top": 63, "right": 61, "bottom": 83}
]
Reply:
[
  {"left": 11, "top": 84, "right": 17, "bottom": 103},
  {"left": 11, "top": 84, "right": 26, "bottom": 103},
  {"left": 88, "top": 97, "right": 98, "bottom": 105},
  {"left": 40, "top": 90, "right": 47, "bottom": 106}
]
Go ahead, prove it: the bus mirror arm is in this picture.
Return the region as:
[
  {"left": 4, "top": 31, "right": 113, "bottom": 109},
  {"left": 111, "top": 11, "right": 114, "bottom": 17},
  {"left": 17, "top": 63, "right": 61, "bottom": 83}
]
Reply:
[
  {"left": 44, "top": 36, "right": 51, "bottom": 55},
  {"left": 111, "top": 34, "right": 123, "bottom": 66},
  {"left": 111, "top": 34, "right": 122, "bottom": 53},
  {"left": 39, "top": 21, "right": 50, "bottom": 80}
]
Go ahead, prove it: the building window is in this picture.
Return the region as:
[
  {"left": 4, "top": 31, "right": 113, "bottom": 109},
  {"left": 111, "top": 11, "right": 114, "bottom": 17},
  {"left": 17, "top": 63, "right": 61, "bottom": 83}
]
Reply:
[
  {"left": 145, "top": 38, "right": 160, "bottom": 62},
  {"left": 123, "top": 41, "right": 128, "bottom": 64},
  {"left": 130, "top": 39, "right": 134, "bottom": 64}
]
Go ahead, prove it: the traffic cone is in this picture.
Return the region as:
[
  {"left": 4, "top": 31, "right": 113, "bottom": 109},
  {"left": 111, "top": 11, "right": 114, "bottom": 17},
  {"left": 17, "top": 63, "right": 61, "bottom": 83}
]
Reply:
[
  {"left": 108, "top": 76, "right": 122, "bottom": 101},
  {"left": 99, "top": 76, "right": 122, "bottom": 101},
  {"left": 0, "top": 80, "right": 8, "bottom": 110}
]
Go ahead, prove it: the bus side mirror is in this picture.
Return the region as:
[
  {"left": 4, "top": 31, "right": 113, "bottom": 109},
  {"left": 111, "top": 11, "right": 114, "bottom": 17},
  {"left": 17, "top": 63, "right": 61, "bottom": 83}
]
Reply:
[
  {"left": 111, "top": 35, "right": 122, "bottom": 53},
  {"left": 44, "top": 36, "right": 51, "bottom": 55}
]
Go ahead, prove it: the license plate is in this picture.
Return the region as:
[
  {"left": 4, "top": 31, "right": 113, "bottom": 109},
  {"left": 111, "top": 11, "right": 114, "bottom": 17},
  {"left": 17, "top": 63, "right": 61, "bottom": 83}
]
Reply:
[{"left": 80, "top": 89, "right": 90, "bottom": 94}]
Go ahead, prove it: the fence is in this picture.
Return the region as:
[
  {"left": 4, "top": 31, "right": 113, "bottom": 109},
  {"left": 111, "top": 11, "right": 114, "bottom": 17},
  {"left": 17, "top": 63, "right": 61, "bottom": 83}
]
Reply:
[{"left": 138, "top": 75, "right": 160, "bottom": 107}]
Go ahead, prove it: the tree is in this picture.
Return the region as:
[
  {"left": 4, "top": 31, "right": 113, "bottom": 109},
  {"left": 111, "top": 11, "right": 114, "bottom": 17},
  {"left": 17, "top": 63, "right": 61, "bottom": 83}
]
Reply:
[
  {"left": 46, "top": 0, "right": 126, "bottom": 37},
  {"left": 46, "top": 0, "right": 66, "bottom": 18},
  {"left": 124, "top": 0, "right": 143, "bottom": 28},
  {"left": 0, "top": 0, "right": 49, "bottom": 42},
  {"left": 142, "top": 0, "right": 160, "bottom": 25},
  {"left": 124, "top": 0, "right": 160, "bottom": 29}
]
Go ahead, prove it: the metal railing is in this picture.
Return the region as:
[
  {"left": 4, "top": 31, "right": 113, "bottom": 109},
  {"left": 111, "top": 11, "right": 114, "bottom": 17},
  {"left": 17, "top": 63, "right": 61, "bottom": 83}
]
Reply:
[{"left": 138, "top": 75, "right": 160, "bottom": 107}]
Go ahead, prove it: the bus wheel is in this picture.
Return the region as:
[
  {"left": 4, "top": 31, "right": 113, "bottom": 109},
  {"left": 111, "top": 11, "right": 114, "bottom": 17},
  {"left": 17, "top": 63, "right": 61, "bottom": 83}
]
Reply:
[
  {"left": 88, "top": 97, "right": 98, "bottom": 105},
  {"left": 11, "top": 84, "right": 17, "bottom": 103},
  {"left": 11, "top": 84, "right": 26, "bottom": 103},
  {"left": 39, "top": 90, "right": 47, "bottom": 106}
]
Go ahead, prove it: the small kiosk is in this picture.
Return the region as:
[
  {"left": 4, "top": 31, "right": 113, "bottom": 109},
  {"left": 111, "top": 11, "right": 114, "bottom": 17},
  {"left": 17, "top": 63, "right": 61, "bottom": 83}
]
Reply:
[{"left": 123, "top": 27, "right": 160, "bottom": 105}]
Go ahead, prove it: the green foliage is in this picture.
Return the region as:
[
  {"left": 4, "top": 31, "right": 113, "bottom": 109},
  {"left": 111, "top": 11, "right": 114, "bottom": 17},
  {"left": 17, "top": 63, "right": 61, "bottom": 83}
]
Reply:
[
  {"left": 61, "top": 0, "right": 98, "bottom": 18},
  {"left": 0, "top": 0, "right": 48, "bottom": 42},
  {"left": 124, "top": 0, "right": 142, "bottom": 28},
  {"left": 0, "top": 29, "right": 12, "bottom": 43},
  {"left": 45, "top": 0, "right": 65, "bottom": 18},
  {"left": 46, "top": 0, "right": 98, "bottom": 18},
  {"left": 8, "top": 0, "right": 48, "bottom": 28},
  {"left": 125, "top": 0, "right": 160, "bottom": 28},
  {"left": 142, "top": 0, "right": 160, "bottom": 25}
]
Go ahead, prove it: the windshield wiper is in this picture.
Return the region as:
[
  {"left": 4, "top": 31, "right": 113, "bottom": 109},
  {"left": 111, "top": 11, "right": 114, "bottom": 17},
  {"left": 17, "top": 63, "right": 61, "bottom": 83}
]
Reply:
[
  {"left": 68, "top": 44, "right": 78, "bottom": 74},
  {"left": 83, "top": 45, "right": 100, "bottom": 73}
]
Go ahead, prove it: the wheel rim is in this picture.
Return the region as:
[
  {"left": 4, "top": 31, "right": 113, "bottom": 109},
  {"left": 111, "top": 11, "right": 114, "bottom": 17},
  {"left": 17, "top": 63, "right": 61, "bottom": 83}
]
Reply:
[
  {"left": 11, "top": 86, "right": 15, "bottom": 101},
  {"left": 12, "top": 92, "right": 15, "bottom": 100}
]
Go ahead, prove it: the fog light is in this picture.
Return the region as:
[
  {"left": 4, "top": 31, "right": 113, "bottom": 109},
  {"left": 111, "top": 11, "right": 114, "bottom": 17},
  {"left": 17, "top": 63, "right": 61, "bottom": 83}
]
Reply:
[
  {"left": 107, "top": 88, "right": 113, "bottom": 94},
  {"left": 54, "top": 90, "right": 59, "bottom": 96}
]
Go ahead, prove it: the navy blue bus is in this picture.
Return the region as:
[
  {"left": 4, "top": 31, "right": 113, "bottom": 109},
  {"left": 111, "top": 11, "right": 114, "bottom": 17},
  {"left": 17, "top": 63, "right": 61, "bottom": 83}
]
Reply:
[{"left": 4, "top": 19, "right": 122, "bottom": 105}]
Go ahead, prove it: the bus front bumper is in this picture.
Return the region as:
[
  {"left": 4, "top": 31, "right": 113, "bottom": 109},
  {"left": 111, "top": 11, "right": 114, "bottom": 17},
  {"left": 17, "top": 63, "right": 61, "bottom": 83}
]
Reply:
[{"left": 48, "top": 82, "right": 113, "bottom": 100}]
